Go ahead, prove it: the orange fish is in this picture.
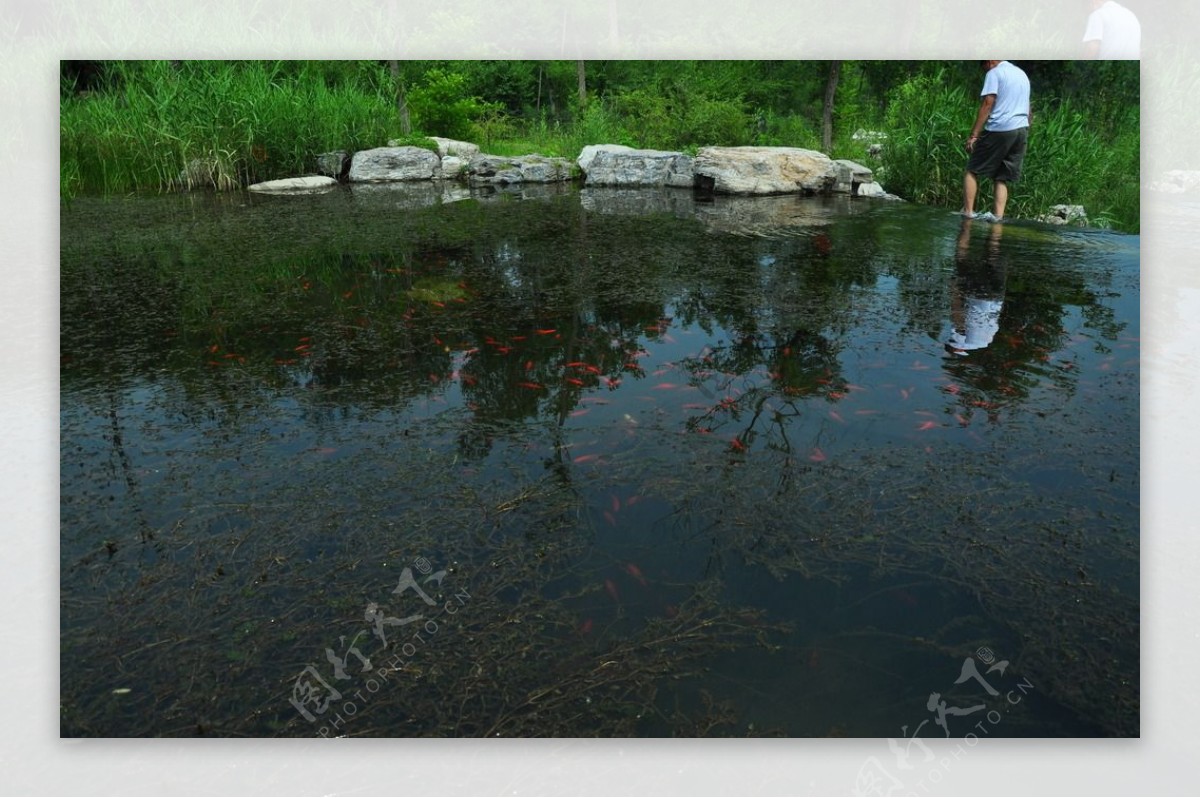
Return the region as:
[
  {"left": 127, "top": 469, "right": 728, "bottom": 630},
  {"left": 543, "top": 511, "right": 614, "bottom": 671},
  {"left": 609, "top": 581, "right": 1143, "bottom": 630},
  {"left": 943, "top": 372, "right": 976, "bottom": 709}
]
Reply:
[
  {"left": 623, "top": 563, "right": 648, "bottom": 586},
  {"left": 535, "top": 328, "right": 557, "bottom": 335},
  {"left": 604, "top": 578, "right": 620, "bottom": 602}
]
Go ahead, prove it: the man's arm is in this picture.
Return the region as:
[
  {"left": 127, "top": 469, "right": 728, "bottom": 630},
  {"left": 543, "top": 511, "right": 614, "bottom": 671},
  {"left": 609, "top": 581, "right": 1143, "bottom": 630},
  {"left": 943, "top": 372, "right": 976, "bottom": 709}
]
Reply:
[{"left": 967, "top": 94, "right": 996, "bottom": 151}]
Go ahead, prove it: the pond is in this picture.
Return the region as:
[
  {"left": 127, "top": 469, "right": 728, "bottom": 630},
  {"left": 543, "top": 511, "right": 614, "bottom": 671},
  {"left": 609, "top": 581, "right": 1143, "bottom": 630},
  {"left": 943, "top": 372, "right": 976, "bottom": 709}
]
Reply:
[{"left": 60, "top": 182, "right": 1138, "bottom": 738}]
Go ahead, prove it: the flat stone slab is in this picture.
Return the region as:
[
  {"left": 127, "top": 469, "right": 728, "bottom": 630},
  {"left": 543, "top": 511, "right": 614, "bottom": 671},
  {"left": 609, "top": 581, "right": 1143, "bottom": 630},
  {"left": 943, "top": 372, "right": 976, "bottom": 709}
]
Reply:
[
  {"left": 694, "top": 146, "right": 837, "bottom": 195},
  {"left": 350, "top": 146, "right": 442, "bottom": 182},
  {"left": 583, "top": 148, "right": 694, "bottom": 188},
  {"left": 248, "top": 175, "right": 338, "bottom": 193}
]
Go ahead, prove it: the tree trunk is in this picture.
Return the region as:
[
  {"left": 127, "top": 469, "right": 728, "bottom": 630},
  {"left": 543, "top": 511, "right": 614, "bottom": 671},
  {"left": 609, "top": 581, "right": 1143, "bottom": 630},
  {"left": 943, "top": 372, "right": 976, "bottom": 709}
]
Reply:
[
  {"left": 577, "top": 60, "right": 587, "bottom": 109},
  {"left": 823, "top": 60, "right": 841, "bottom": 153},
  {"left": 389, "top": 59, "right": 411, "bottom": 136}
]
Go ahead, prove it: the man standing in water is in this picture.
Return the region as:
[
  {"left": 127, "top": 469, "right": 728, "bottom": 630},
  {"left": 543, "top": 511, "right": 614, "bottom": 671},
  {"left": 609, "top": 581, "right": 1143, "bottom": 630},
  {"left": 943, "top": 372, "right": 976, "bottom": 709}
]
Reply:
[{"left": 962, "top": 60, "right": 1031, "bottom": 222}]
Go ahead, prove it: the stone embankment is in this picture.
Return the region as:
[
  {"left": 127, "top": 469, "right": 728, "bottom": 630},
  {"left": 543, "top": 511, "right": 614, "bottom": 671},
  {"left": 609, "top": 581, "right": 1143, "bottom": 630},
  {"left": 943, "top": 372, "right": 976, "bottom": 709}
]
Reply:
[{"left": 247, "top": 136, "right": 897, "bottom": 200}]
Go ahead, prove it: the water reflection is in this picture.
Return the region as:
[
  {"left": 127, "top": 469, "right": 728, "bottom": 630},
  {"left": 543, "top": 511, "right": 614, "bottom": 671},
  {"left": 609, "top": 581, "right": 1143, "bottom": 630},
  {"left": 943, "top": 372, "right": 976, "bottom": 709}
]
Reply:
[
  {"left": 946, "top": 218, "right": 1007, "bottom": 355},
  {"left": 60, "top": 186, "right": 1138, "bottom": 738}
]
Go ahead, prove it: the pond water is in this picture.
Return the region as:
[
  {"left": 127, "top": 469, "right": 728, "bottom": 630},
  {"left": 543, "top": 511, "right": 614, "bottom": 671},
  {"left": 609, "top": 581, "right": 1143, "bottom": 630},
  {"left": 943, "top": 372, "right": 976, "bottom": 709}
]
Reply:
[{"left": 60, "top": 183, "right": 1138, "bottom": 738}]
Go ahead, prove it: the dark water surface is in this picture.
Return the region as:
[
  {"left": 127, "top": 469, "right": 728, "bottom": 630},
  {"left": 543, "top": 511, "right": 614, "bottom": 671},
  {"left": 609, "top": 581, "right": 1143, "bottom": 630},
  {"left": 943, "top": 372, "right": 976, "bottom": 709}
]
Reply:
[{"left": 60, "top": 184, "right": 1138, "bottom": 737}]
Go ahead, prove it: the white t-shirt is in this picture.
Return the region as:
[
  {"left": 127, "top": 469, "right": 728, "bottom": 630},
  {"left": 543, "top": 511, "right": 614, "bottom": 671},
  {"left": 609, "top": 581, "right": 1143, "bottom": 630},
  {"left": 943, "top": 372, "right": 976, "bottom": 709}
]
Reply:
[
  {"left": 1082, "top": 1, "right": 1141, "bottom": 58},
  {"left": 981, "top": 61, "right": 1031, "bottom": 133}
]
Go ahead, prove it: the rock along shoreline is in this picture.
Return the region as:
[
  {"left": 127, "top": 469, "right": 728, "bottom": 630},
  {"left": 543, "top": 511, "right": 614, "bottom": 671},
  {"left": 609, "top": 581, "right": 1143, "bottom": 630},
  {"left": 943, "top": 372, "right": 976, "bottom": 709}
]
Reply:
[{"left": 245, "top": 136, "right": 900, "bottom": 201}]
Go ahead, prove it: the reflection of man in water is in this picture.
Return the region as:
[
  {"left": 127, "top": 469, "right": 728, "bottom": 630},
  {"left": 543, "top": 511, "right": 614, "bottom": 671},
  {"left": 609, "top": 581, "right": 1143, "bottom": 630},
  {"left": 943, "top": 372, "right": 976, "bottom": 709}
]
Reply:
[{"left": 946, "top": 219, "right": 1007, "bottom": 355}]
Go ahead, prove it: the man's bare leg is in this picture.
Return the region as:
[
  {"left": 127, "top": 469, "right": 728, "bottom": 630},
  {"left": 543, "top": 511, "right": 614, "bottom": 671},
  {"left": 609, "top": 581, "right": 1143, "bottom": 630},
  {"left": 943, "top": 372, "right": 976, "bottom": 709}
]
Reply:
[
  {"left": 994, "top": 180, "right": 1009, "bottom": 219},
  {"left": 963, "top": 171, "right": 979, "bottom": 216}
]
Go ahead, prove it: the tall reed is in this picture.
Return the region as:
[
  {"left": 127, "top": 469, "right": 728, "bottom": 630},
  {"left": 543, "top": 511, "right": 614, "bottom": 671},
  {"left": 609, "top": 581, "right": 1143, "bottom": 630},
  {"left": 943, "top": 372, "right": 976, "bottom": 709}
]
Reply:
[{"left": 61, "top": 61, "right": 398, "bottom": 197}]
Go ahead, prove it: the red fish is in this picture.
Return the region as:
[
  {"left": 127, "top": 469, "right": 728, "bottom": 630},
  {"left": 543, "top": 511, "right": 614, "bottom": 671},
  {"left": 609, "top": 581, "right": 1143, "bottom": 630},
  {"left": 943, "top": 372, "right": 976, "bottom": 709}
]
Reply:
[
  {"left": 524, "top": 360, "right": 534, "bottom": 371},
  {"left": 604, "top": 578, "right": 620, "bottom": 602},
  {"left": 730, "top": 438, "right": 747, "bottom": 452},
  {"left": 565, "top": 377, "right": 585, "bottom": 387},
  {"left": 518, "top": 381, "right": 544, "bottom": 391},
  {"left": 603, "top": 510, "right": 617, "bottom": 527},
  {"left": 578, "top": 618, "right": 594, "bottom": 635},
  {"left": 573, "top": 453, "right": 599, "bottom": 464},
  {"left": 829, "top": 410, "right": 845, "bottom": 424},
  {"left": 624, "top": 563, "right": 648, "bottom": 586},
  {"left": 535, "top": 328, "right": 557, "bottom": 335},
  {"left": 809, "top": 447, "right": 826, "bottom": 462},
  {"left": 916, "top": 421, "right": 938, "bottom": 431},
  {"left": 569, "top": 408, "right": 590, "bottom": 417},
  {"left": 611, "top": 495, "right": 621, "bottom": 513}
]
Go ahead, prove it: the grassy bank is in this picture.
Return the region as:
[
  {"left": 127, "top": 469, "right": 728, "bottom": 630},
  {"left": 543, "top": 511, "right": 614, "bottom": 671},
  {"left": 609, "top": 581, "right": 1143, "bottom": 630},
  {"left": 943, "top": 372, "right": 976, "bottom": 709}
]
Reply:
[{"left": 61, "top": 60, "right": 1140, "bottom": 232}]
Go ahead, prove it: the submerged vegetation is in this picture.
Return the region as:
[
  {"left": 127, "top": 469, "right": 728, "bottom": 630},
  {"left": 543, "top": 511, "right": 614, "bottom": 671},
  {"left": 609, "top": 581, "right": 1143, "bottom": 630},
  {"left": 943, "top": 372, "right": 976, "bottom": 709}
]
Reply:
[
  {"left": 60, "top": 60, "right": 1140, "bottom": 230},
  {"left": 60, "top": 187, "right": 1138, "bottom": 737}
]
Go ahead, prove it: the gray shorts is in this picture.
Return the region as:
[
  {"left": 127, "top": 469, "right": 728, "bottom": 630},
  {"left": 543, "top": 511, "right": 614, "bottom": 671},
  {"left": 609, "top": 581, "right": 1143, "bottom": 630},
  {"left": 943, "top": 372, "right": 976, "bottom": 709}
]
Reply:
[{"left": 967, "top": 127, "right": 1028, "bottom": 183}]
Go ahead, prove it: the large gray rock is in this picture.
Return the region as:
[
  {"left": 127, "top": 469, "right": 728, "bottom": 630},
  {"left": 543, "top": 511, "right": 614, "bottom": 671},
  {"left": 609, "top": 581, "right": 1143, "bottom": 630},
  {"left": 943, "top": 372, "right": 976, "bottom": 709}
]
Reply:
[
  {"left": 694, "top": 146, "right": 837, "bottom": 195},
  {"left": 832, "top": 159, "right": 874, "bottom": 194},
  {"left": 582, "top": 148, "right": 694, "bottom": 188},
  {"left": 577, "top": 144, "right": 635, "bottom": 174},
  {"left": 441, "top": 155, "right": 468, "bottom": 181},
  {"left": 349, "top": 146, "right": 442, "bottom": 182},
  {"left": 315, "top": 150, "right": 350, "bottom": 180},
  {"left": 428, "top": 137, "right": 480, "bottom": 158},
  {"left": 467, "top": 154, "right": 573, "bottom": 185}
]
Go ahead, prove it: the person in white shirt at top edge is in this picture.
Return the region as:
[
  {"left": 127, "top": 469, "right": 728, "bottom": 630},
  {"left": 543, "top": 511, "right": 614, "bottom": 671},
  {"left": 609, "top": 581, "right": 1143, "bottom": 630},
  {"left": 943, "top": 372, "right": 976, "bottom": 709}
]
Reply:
[
  {"left": 1082, "top": 0, "right": 1141, "bottom": 59},
  {"left": 961, "top": 60, "right": 1031, "bottom": 223}
]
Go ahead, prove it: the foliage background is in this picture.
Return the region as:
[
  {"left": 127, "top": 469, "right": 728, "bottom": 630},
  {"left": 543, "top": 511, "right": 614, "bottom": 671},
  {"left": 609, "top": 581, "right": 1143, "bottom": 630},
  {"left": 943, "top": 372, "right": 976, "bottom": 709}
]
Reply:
[{"left": 60, "top": 60, "right": 1140, "bottom": 230}]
